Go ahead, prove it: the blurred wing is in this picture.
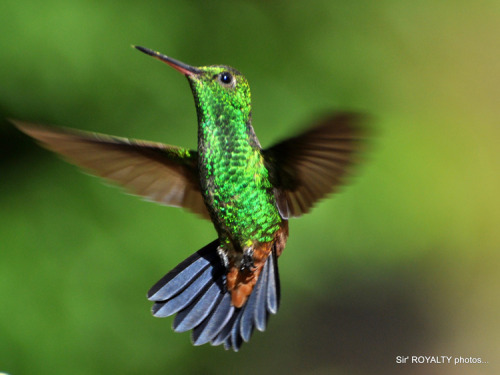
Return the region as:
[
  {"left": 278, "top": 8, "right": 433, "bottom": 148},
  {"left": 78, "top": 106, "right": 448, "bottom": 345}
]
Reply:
[
  {"left": 263, "top": 112, "right": 368, "bottom": 219},
  {"left": 12, "top": 121, "right": 210, "bottom": 219}
]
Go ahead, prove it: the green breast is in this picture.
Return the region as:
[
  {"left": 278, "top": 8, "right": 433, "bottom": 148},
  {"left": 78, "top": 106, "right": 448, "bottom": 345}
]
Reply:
[{"left": 199, "top": 121, "right": 282, "bottom": 246}]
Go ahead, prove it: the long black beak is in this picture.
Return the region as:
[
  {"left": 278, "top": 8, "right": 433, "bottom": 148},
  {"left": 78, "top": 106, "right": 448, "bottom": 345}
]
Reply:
[{"left": 133, "top": 45, "right": 202, "bottom": 76}]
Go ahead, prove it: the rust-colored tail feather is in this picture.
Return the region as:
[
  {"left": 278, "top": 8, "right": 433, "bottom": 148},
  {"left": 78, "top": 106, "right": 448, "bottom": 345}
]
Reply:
[{"left": 148, "top": 240, "right": 280, "bottom": 351}]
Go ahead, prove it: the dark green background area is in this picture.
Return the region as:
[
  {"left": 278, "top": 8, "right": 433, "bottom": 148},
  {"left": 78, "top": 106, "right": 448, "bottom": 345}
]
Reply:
[{"left": 1, "top": 1, "right": 499, "bottom": 374}]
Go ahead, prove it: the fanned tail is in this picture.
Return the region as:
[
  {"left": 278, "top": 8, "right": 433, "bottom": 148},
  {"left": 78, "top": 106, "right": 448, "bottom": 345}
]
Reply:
[{"left": 148, "top": 240, "right": 280, "bottom": 351}]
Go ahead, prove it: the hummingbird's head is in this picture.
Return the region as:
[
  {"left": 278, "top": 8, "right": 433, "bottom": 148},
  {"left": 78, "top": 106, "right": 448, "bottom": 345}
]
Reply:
[
  {"left": 186, "top": 65, "right": 251, "bottom": 122},
  {"left": 134, "top": 46, "right": 251, "bottom": 123}
]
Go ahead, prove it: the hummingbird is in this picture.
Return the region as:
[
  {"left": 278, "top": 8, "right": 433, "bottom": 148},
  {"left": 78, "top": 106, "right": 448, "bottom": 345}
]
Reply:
[{"left": 12, "top": 46, "right": 366, "bottom": 351}]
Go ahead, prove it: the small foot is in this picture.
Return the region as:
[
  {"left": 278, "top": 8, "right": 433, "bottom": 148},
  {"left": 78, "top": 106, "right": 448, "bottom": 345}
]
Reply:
[{"left": 240, "top": 247, "right": 256, "bottom": 271}]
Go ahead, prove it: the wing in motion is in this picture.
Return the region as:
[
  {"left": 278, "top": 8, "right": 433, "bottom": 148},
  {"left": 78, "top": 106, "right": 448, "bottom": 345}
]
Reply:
[
  {"left": 263, "top": 112, "right": 368, "bottom": 219},
  {"left": 12, "top": 121, "right": 210, "bottom": 219}
]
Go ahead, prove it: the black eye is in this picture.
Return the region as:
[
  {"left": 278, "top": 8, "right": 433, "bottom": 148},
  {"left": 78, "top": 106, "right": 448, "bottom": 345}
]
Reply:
[{"left": 219, "top": 72, "right": 234, "bottom": 86}]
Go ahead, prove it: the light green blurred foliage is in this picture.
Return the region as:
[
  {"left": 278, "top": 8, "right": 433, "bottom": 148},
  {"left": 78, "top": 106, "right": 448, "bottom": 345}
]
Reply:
[{"left": 1, "top": 1, "right": 499, "bottom": 374}]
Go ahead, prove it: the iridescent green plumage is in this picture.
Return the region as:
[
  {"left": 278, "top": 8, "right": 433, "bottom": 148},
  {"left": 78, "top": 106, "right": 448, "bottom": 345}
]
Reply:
[
  {"left": 12, "top": 46, "right": 367, "bottom": 351},
  {"left": 190, "top": 66, "right": 281, "bottom": 246}
]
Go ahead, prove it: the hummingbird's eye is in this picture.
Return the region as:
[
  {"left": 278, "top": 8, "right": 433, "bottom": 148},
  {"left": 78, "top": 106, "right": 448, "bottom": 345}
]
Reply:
[{"left": 218, "top": 72, "right": 235, "bottom": 87}]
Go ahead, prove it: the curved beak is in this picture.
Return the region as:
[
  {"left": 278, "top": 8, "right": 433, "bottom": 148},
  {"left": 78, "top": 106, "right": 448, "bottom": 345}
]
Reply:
[{"left": 133, "top": 45, "right": 202, "bottom": 76}]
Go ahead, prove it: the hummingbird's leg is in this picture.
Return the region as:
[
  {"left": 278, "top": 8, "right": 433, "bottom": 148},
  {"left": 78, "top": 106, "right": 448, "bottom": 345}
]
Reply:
[
  {"left": 217, "top": 246, "right": 230, "bottom": 269},
  {"left": 241, "top": 246, "right": 256, "bottom": 271}
]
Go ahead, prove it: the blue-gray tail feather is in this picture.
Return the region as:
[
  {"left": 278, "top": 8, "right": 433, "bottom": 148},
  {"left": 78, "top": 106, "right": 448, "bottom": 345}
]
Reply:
[{"left": 148, "top": 239, "right": 280, "bottom": 351}]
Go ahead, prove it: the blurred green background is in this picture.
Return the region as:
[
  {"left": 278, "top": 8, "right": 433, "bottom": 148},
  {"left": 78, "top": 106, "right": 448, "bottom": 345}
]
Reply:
[{"left": 1, "top": 1, "right": 499, "bottom": 374}]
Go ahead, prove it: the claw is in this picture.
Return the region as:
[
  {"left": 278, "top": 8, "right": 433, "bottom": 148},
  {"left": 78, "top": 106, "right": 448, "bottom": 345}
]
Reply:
[{"left": 241, "top": 247, "right": 256, "bottom": 271}]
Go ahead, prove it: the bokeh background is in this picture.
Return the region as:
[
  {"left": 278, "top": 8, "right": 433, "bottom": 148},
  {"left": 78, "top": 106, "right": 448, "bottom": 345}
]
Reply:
[{"left": 1, "top": 1, "right": 499, "bottom": 374}]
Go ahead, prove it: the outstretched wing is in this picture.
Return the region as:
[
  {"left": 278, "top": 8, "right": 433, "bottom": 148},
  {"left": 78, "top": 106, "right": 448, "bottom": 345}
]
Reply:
[
  {"left": 263, "top": 112, "right": 368, "bottom": 219},
  {"left": 12, "top": 121, "right": 210, "bottom": 219}
]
